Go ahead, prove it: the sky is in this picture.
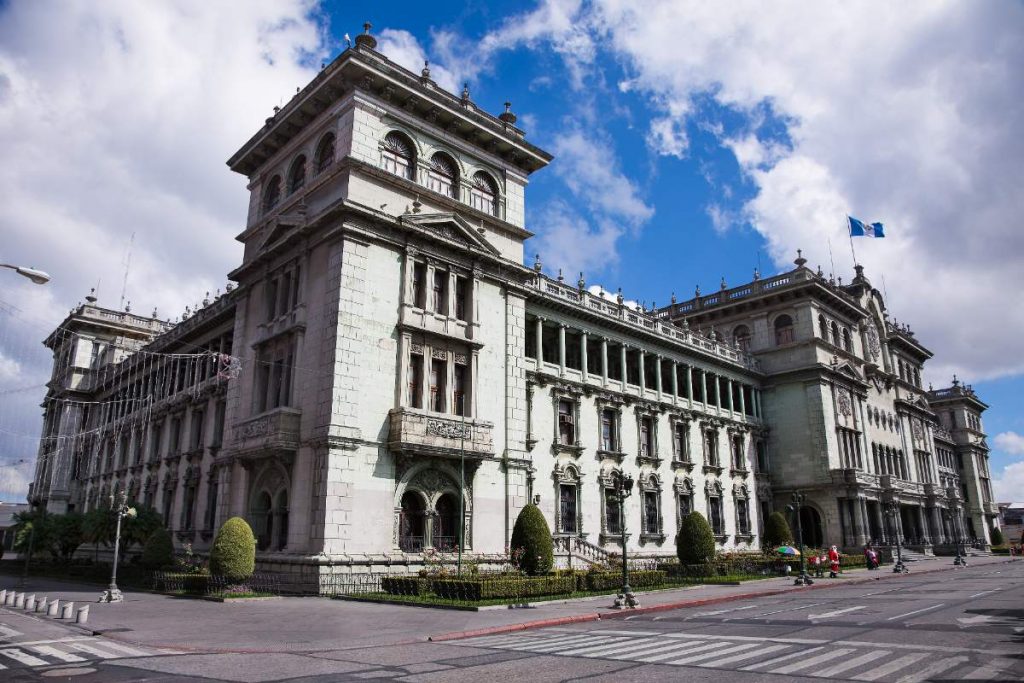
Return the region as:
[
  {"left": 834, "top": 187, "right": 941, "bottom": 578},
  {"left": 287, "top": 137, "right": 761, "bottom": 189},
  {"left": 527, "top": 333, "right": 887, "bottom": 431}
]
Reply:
[{"left": 0, "top": 0, "right": 1022, "bottom": 503}]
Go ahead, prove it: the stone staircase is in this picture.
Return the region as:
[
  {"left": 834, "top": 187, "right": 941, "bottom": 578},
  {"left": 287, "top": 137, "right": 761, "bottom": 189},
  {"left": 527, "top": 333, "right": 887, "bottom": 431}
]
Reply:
[{"left": 553, "top": 536, "right": 610, "bottom": 569}]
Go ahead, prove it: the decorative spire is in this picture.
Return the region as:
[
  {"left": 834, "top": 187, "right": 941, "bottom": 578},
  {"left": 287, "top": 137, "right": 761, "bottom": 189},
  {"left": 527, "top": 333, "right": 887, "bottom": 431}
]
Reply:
[
  {"left": 421, "top": 60, "right": 431, "bottom": 80},
  {"left": 124, "top": 300, "right": 131, "bottom": 313},
  {"left": 557, "top": 268, "right": 564, "bottom": 283},
  {"left": 753, "top": 267, "right": 760, "bottom": 281},
  {"left": 794, "top": 248, "right": 807, "bottom": 268},
  {"left": 671, "top": 292, "right": 677, "bottom": 305},
  {"left": 817, "top": 264, "right": 824, "bottom": 277},
  {"left": 85, "top": 287, "right": 97, "bottom": 304},
  {"left": 461, "top": 82, "right": 471, "bottom": 105},
  {"left": 202, "top": 291, "right": 210, "bottom": 307},
  {"left": 695, "top": 284, "right": 701, "bottom": 297},
  {"left": 533, "top": 253, "right": 542, "bottom": 273},
  {"left": 498, "top": 101, "right": 517, "bottom": 125},
  {"left": 720, "top": 276, "right": 727, "bottom": 291},
  {"left": 151, "top": 307, "right": 158, "bottom": 319},
  {"left": 952, "top": 374, "right": 960, "bottom": 387},
  {"left": 616, "top": 287, "right": 624, "bottom": 305},
  {"left": 354, "top": 21, "right": 377, "bottom": 49},
  {"left": 578, "top": 272, "right": 586, "bottom": 291}
]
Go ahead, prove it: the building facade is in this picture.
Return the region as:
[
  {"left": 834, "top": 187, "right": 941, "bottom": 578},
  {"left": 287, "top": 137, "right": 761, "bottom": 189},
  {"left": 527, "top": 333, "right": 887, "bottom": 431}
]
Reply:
[{"left": 28, "top": 30, "right": 1000, "bottom": 589}]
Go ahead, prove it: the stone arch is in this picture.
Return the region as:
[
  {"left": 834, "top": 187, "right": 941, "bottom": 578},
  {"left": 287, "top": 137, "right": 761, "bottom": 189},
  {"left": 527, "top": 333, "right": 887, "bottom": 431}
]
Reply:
[
  {"left": 797, "top": 504, "right": 825, "bottom": 549},
  {"left": 248, "top": 460, "right": 291, "bottom": 552},
  {"left": 394, "top": 462, "right": 470, "bottom": 552}
]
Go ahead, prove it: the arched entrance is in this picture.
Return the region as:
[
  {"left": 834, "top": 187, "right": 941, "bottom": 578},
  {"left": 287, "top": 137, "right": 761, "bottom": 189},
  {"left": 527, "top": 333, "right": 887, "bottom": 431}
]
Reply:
[
  {"left": 399, "top": 491, "right": 427, "bottom": 552},
  {"left": 433, "top": 493, "right": 460, "bottom": 551},
  {"left": 275, "top": 490, "right": 289, "bottom": 551},
  {"left": 799, "top": 506, "right": 824, "bottom": 548},
  {"left": 253, "top": 491, "right": 273, "bottom": 551}
]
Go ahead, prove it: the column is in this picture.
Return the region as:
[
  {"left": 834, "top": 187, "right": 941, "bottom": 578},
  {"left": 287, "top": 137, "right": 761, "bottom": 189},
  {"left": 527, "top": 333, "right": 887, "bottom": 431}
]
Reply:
[
  {"left": 756, "top": 389, "right": 763, "bottom": 419},
  {"left": 558, "top": 324, "right": 566, "bottom": 376},
  {"left": 580, "top": 331, "right": 589, "bottom": 383},
  {"left": 620, "top": 344, "right": 628, "bottom": 391},
  {"left": 852, "top": 497, "right": 867, "bottom": 546},
  {"left": 917, "top": 506, "right": 930, "bottom": 545},
  {"left": 600, "top": 337, "right": 609, "bottom": 386},
  {"left": 419, "top": 345, "right": 430, "bottom": 410},
  {"left": 638, "top": 349, "right": 646, "bottom": 392},
  {"left": 727, "top": 378, "right": 735, "bottom": 417},
  {"left": 655, "top": 356, "right": 663, "bottom": 401},
  {"left": 700, "top": 369, "right": 708, "bottom": 408},
  {"left": 738, "top": 384, "right": 747, "bottom": 418},
  {"left": 686, "top": 365, "right": 693, "bottom": 406},
  {"left": 859, "top": 498, "right": 871, "bottom": 544},
  {"left": 872, "top": 503, "right": 885, "bottom": 544},
  {"left": 931, "top": 507, "right": 944, "bottom": 544},
  {"left": 671, "top": 361, "right": 679, "bottom": 406},
  {"left": 535, "top": 317, "right": 544, "bottom": 367}
]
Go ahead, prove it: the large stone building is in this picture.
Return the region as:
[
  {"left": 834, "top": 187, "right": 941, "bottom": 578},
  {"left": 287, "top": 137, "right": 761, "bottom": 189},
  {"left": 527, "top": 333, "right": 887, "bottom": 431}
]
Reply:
[{"left": 27, "top": 29, "right": 1000, "bottom": 589}]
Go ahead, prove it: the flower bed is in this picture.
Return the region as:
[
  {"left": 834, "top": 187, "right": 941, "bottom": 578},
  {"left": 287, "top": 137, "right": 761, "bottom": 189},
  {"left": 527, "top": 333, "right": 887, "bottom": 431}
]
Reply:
[{"left": 431, "top": 575, "right": 576, "bottom": 601}]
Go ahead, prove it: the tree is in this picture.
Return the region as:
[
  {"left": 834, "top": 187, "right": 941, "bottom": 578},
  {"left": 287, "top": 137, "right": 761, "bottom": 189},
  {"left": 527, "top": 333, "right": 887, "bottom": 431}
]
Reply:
[
  {"left": 209, "top": 517, "right": 256, "bottom": 581},
  {"left": 989, "top": 527, "right": 1005, "bottom": 547},
  {"left": 509, "top": 504, "right": 554, "bottom": 576},
  {"left": 82, "top": 506, "right": 115, "bottom": 563},
  {"left": 140, "top": 528, "right": 175, "bottom": 570},
  {"left": 763, "top": 511, "right": 794, "bottom": 549},
  {"left": 123, "top": 506, "right": 164, "bottom": 548},
  {"left": 13, "top": 509, "right": 52, "bottom": 559},
  {"left": 677, "top": 511, "right": 716, "bottom": 565},
  {"left": 48, "top": 513, "right": 84, "bottom": 562}
]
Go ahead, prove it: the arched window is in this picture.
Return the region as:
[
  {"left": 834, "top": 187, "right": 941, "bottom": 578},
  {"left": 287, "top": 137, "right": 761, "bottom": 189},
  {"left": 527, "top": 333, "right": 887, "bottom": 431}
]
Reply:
[
  {"left": 733, "top": 325, "right": 751, "bottom": 352},
  {"left": 818, "top": 314, "right": 828, "bottom": 338},
  {"left": 427, "top": 152, "right": 458, "bottom": 198},
  {"left": 469, "top": 171, "right": 498, "bottom": 215},
  {"left": 399, "top": 491, "right": 426, "bottom": 552},
  {"left": 314, "top": 133, "right": 335, "bottom": 175},
  {"left": 434, "top": 493, "right": 460, "bottom": 551},
  {"left": 381, "top": 131, "right": 415, "bottom": 180},
  {"left": 830, "top": 321, "right": 839, "bottom": 346},
  {"left": 287, "top": 155, "right": 306, "bottom": 194},
  {"left": 262, "top": 175, "right": 281, "bottom": 214},
  {"left": 253, "top": 491, "right": 273, "bottom": 551},
  {"left": 842, "top": 328, "right": 852, "bottom": 352},
  {"left": 275, "top": 490, "right": 289, "bottom": 551},
  {"left": 774, "top": 315, "right": 794, "bottom": 345}
]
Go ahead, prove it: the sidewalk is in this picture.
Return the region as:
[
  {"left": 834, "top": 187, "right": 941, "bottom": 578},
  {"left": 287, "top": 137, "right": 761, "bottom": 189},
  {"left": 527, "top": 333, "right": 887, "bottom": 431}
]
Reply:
[{"left": 0, "top": 555, "right": 1014, "bottom": 654}]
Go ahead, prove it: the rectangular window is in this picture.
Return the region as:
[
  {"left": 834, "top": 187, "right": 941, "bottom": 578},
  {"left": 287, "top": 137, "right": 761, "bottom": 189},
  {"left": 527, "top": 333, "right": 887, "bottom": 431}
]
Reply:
[
  {"left": 640, "top": 417, "right": 653, "bottom": 457},
  {"left": 432, "top": 270, "right": 448, "bottom": 315},
  {"left": 409, "top": 353, "right": 423, "bottom": 408},
  {"left": 163, "top": 486, "right": 175, "bottom": 529},
  {"left": 605, "top": 490, "right": 622, "bottom": 534},
  {"left": 212, "top": 400, "right": 226, "bottom": 447},
  {"left": 191, "top": 410, "right": 204, "bottom": 451},
  {"left": 709, "top": 497, "right": 723, "bottom": 534},
  {"left": 643, "top": 491, "right": 659, "bottom": 534},
  {"left": 705, "top": 430, "right": 719, "bottom": 466},
  {"left": 737, "top": 499, "right": 749, "bottom": 534},
  {"left": 678, "top": 493, "right": 692, "bottom": 519},
  {"left": 673, "top": 423, "right": 688, "bottom": 461},
  {"left": 150, "top": 423, "right": 162, "bottom": 461},
  {"left": 169, "top": 416, "right": 182, "bottom": 454},
  {"left": 265, "top": 278, "right": 278, "bottom": 321},
  {"left": 205, "top": 479, "right": 219, "bottom": 530},
  {"left": 559, "top": 484, "right": 577, "bottom": 534},
  {"left": 732, "top": 436, "right": 744, "bottom": 470},
  {"left": 453, "top": 362, "right": 468, "bottom": 416},
  {"left": 455, "top": 276, "right": 469, "bottom": 321},
  {"left": 558, "top": 399, "right": 575, "bottom": 445},
  {"left": 430, "top": 359, "right": 446, "bottom": 412},
  {"left": 601, "top": 409, "right": 617, "bottom": 451},
  {"left": 756, "top": 441, "right": 767, "bottom": 472}
]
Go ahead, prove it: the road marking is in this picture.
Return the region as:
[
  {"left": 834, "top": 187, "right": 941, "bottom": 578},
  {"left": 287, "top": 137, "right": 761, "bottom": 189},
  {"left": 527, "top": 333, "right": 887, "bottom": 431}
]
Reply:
[
  {"left": 635, "top": 640, "right": 734, "bottom": 663},
  {"left": 497, "top": 634, "right": 598, "bottom": 651},
  {"left": 0, "top": 624, "right": 22, "bottom": 639},
  {"left": 969, "top": 589, "right": 1000, "bottom": 598},
  {"left": 557, "top": 638, "right": 636, "bottom": 656},
  {"left": 523, "top": 636, "right": 624, "bottom": 653},
  {"left": 894, "top": 655, "right": 968, "bottom": 683},
  {"left": 741, "top": 646, "right": 825, "bottom": 671},
  {"left": 852, "top": 652, "right": 929, "bottom": 681},
  {"left": 699, "top": 643, "right": 790, "bottom": 667},
  {"left": 809, "top": 606, "right": 866, "bottom": 620},
  {"left": 770, "top": 647, "right": 856, "bottom": 674},
  {"left": 576, "top": 639, "right": 671, "bottom": 658},
  {"left": 665, "top": 642, "right": 761, "bottom": 666},
  {"left": 693, "top": 605, "right": 757, "bottom": 617},
  {"left": 67, "top": 642, "right": 129, "bottom": 659},
  {"left": 606, "top": 640, "right": 707, "bottom": 661},
  {"left": 816, "top": 650, "right": 890, "bottom": 677},
  {"left": 886, "top": 603, "right": 946, "bottom": 621},
  {"left": 0, "top": 647, "right": 49, "bottom": 666},
  {"left": 28, "top": 644, "right": 86, "bottom": 663},
  {"left": 89, "top": 640, "right": 151, "bottom": 657},
  {"left": 753, "top": 603, "right": 821, "bottom": 617}
]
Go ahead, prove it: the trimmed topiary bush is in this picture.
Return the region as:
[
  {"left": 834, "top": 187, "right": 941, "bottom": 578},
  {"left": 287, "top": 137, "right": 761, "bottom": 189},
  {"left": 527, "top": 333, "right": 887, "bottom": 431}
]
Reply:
[
  {"left": 989, "top": 527, "right": 1004, "bottom": 547},
  {"left": 141, "top": 528, "right": 175, "bottom": 570},
  {"left": 677, "top": 511, "right": 716, "bottom": 565},
  {"left": 209, "top": 517, "right": 256, "bottom": 581},
  {"left": 510, "top": 504, "right": 554, "bottom": 576},
  {"left": 763, "top": 511, "right": 793, "bottom": 549}
]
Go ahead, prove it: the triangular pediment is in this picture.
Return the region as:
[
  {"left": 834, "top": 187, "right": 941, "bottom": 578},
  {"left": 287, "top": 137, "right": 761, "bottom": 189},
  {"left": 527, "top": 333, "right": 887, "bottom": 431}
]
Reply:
[
  {"left": 833, "top": 360, "right": 862, "bottom": 381},
  {"left": 258, "top": 210, "right": 307, "bottom": 252},
  {"left": 400, "top": 212, "right": 500, "bottom": 255}
]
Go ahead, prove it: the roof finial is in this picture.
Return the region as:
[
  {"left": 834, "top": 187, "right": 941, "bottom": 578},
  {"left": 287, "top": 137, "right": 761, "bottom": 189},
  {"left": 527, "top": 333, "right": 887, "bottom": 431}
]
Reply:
[
  {"left": 695, "top": 284, "right": 701, "bottom": 297},
  {"left": 720, "top": 276, "right": 727, "bottom": 290},
  {"left": 499, "top": 100, "right": 517, "bottom": 125},
  {"left": 534, "top": 253, "right": 542, "bottom": 273},
  {"left": 461, "top": 82, "right": 471, "bottom": 104},
  {"left": 753, "top": 267, "right": 760, "bottom": 280},
  {"left": 671, "top": 292, "right": 677, "bottom": 305},
  {"left": 794, "top": 248, "right": 807, "bottom": 268},
  {"left": 557, "top": 268, "right": 564, "bottom": 283},
  {"left": 952, "top": 374, "right": 960, "bottom": 387},
  {"left": 421, "top": 60, "right": 431, "bottom": 80},
  {"left": 616, "top": 287, "right": 624, "bottom": 305},
  {"left": 355, "top": 21, "right": 377, "bottom": 49},
  {"left": 578, "top": 272, "right": 586, "bottom": 291},
  {"left": 85, "top": 287, "right": 97, "bottom": 304}
]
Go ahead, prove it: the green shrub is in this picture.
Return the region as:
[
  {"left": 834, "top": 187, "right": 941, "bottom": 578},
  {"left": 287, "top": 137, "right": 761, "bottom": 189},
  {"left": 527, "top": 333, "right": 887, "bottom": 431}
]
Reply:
[
  {"left": 209, "top": 517, "right": 256, "bottom": 581},
  {"left": 510, "top": 504, "right": 553, "bottom": 576},
  {"left": 763, "top": 511, "right": 793, "bottom": 549},
  {"left": 153, "top": 572, "right": 209, "bottom": 594},
  {"left": 677, "top": 511, "right": 716, "bottom": 564},
  {"left": 381, "top": 577, "right": 429, "bottom": 596},
  {"left": 584, "top": 570, "right": 666, "bottom": 591},
  {"left": 141, "top": 528, "right": 175, "bottom": 570},
  {"left": 989, "top": 528, "right": 1005, "bottom": 547},
  {"left": 431, "top": 575, "right": 575, "bottom": 600}
]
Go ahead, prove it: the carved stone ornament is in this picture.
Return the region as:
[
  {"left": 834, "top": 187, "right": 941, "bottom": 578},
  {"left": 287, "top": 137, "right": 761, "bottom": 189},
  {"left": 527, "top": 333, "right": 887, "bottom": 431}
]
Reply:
[
  {"left": 238, "top": 417, "right": 270, "bottom": 439},
  {"left": 912, "top": 419, "right": 923, "bottom": 441},
  {"left": 426, "top": 419, "right": 472, "bottom": 439},
  {"left": 410, "top": 342, "right": 424, "bottom": 354},
  {"left": 867, "top": 324, "right": 881, "bottom": 360},
  {"left": 431, "top": 347, "right": 448, "bottom": 360},
  {"left": 837, "top": 389, "right": 852, "bottom": 417}
]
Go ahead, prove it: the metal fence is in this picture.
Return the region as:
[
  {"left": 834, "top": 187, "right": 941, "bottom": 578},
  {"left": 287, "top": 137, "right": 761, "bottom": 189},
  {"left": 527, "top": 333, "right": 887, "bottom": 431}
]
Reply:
[
  {"left": 318, "top": 573, "right": 384, "bottom": 596},
  {"left": 151, "top": 571, "right": 282, "bottom": 596}
]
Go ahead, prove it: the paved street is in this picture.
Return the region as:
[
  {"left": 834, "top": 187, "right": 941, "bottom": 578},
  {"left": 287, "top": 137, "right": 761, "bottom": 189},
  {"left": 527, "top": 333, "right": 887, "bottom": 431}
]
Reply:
[{"left": 0, "top": 558, "right": 1020, "bottom": 681}]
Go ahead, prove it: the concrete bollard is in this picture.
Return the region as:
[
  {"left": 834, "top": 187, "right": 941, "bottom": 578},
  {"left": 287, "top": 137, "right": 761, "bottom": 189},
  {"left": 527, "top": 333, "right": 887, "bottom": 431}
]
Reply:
[
  {"left": 0, "top": 589, "right": 6, "bottom": 603},
  {"left": 60, "top": 602, "right": 74, "bottom": 620},
  {"left": 3, "top": 591, "right": 12, "bottom": 606},
  {"left": 47, "top": 599, "right": 59, "bottom": 617},
  {"left": 36, "top": 597, "right": 47, "bottom": 613},
  {"left": 25, "top": 595, "right": 36, "bottom": 611},
  {"left": 14, "top": 593, "right": 24, "bottom": 609},
  {"left": 76, "top": 605, "right": 89, "bottom": 624}
]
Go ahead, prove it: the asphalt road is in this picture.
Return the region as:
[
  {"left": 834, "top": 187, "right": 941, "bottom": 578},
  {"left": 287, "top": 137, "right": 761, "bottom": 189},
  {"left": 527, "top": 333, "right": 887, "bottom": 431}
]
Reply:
[{"left": 0, "top": 560, "right": 1021, "bottom": 681}]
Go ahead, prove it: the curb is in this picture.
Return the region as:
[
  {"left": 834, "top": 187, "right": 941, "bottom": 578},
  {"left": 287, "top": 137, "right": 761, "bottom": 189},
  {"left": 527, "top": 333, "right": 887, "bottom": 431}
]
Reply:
[{"left": 427, "top": 557, "right": 1017, "bottom": 642}]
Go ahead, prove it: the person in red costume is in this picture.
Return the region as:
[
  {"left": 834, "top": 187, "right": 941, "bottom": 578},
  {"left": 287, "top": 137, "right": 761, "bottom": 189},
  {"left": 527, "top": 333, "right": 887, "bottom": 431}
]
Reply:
[{"left": 828, "top": 545, "right": 841, "bottom": 578}]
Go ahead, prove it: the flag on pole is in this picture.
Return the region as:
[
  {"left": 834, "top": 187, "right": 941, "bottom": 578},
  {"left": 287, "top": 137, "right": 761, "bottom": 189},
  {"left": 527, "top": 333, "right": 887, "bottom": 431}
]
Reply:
[{"left": 848, "top": 215, "right": 885, "bottom": 238}]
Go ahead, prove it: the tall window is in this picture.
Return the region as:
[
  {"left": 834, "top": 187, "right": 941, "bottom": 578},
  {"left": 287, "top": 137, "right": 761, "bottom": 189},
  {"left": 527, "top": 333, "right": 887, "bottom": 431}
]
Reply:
[
  {"left": 705, "top": 429, "right": 719, "bottom": 466},
  {"left": 732, "top": 435, "right": 745, "bottom": 470},
  {"left": 408, "top": 352, "right": 423, "bottom": 408},
  {"left": 643, "top": 489, "right": 660, "bottom": 535},
  {"left": 429, "top": 358, "right": 446, "bottom": 412},
  {"left": 639, "top": 416, "right": 654, "bottom": 457},
  {"left": 427, "top": 153, "right": 458, "bottom": 198},
  {"left": 559, "top": 483, "right": 578, "bottom": 534},
  {"left": 755, "top": 440, "right": 767, "bottom": 472},
  {"left": 678, "top": 490, "right": 692, "bottom": 518},
  {"left": 736, "top": 497, "right": 750, "bottom": 534},
  {"left": 733, "top": 325, "right": 751, "bottom": 352},
  {"left": 819, "top": 314, "right": 828, "bottom": 338},
  {"left": 469, "top": 172, "right": 497, "bottom": 215},
  {"left": 190, "top": 410, "right": 204, "bottom": 451},
  {"left": 774, "top": 315, "right": 794, "bottom": 345},
  {"left": 381, "top": 132, "right": 415, "bottom": 179},
  {"left": 432, "top": 269, "right": 448, "bottom": 315},
  {"left": 709, "top": 495, "right": 724, "bottom": 535},
  {"left": 314, "top": 133, "right": 335, "bottom": 175},
  {"left": 287, "top": 155, "right": 306, "bottom": 194},
  {"left": 558, "top": 399, "right": 575, "bottom": 445},
  {"left": 453, "top": 361, "right": 467, "bottom": 416},
  {"left": 605, "top": 488, "right": 622, "bottom": 534},
  {"left": 262, "top": 175, "right": 281, "bottom": 214},
  {"left": 150, "top": 423, "right": 162, "bottom": 462},
  {"left": 600, "top": 409, "right": 617, "bottom": 451},
  {"left": 673, "top": 422, "right": 689, "bottom": 462},
  {"left": 454, "top": 276, "right": 469, "bottom": 321},
  {"left": 411, "top": 261, "right": 427, "bottom": 308},
  {"left": 842, "top": 328, "right": 853, "bottom": 352},
  {"left": 830, "top": 321, "right": 840, "bottom": 346}
]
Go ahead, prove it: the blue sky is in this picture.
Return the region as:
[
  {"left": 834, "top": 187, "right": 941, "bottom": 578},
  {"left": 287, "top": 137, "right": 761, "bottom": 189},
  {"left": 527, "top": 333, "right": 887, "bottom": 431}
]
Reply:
[{"left": 0, "top": 1, "right": 1021, "bottom": 501}]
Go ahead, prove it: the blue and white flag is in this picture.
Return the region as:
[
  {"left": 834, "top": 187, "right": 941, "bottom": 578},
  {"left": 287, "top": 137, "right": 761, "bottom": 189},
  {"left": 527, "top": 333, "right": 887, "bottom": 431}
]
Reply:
[{"left": 848, "top": 215, "right": 885, "bottom": 238}]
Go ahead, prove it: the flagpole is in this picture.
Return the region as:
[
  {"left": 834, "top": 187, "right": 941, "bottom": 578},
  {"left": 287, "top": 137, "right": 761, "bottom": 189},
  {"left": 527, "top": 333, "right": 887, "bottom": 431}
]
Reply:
[
  {"left": 827, "top": 237, "right": 836, "bottom": 279},
  {"left": 847, "top": 216, "right": 859, "bottom": 268}
]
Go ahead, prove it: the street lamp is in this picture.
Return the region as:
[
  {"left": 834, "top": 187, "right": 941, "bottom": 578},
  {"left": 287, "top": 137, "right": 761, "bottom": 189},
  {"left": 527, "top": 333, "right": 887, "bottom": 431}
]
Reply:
[
  {"left": 0, "top": 263, "right": 50, "bottom": 285},
  {"left": 885, "top": 501, "right": 908, "bottom": 574},
  {"left": 787, "top": 491, "right": 813, "bottom": 586},
  {"left": 953, "top": 508, "right": 967, "bottom": 567},
  {"left": 99, "top": 489, "right": 137, "bottom": 603},
  {"left": 608, "top": 471, "right": 637, "bottom": 609}
]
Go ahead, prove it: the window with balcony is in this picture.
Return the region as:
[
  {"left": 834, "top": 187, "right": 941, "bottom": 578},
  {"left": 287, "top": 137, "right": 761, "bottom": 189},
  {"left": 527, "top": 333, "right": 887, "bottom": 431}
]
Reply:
[
  {"left": 453, "top": 361, "right": 468, "bottom": 416},
  {"left": 642, "top": 489, "right": 660, "bottom": 535},
  {"left": 604, "top": 488, "right": 622, "bottom": 534},
  {"left": 408, "top": 352, "right": 424, "bottom": 409},
  {"left": 254, "top": 338, "right": 295, "bottom": 413},
  {"left": 559, "top": 483, "right": 578, "bottom": 534}
]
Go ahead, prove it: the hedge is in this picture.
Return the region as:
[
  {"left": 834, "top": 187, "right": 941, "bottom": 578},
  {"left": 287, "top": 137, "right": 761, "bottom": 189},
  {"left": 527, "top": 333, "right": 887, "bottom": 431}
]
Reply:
[
  {"left": 209, "top": 517, "right": 256, "bottom": 582},
  {"left": 431, "top": 575, "right": 575, "bottom": 600},
  {"left": 140, "top": 528, "right": 174, "bottom": 570},
  {"left": 677, "top": 512, "right": 715, "bottom": 564},
  {"left": 763, "top": 512, "right": 793, "bottom": 548},
  {"left": 152, "top": 572, "right": 210, "bottom": 594},
  {"left": 585, "top": 570, "right": 666, "bottom": 591},
  {"left": 510, "top": 504, "right": 554, "bottom": 575},
  {"left": 381, "top": 576, "right": 430, "bottom": 596},
  {"left": 989, "top": 528, "right": 1005, "bottom": 547}
]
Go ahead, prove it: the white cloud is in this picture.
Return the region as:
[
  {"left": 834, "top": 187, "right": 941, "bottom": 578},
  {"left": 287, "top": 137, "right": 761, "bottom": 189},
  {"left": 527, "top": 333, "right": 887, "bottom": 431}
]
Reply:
[
  {"left": 376, "top": 29, "right": 461, "bottom": 93},
  {"left": 992, "top": 460, "right": 1024, "bottom": 502},
  {"left": 531, "top": 201, "right": 622, "bottom": 279},
  {"left": 994, "top": 432, "right": 1024, "bottom": 456}
]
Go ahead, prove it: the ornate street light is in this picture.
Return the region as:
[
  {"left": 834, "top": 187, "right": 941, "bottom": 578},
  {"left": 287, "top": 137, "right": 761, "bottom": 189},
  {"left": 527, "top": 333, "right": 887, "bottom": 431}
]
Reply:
[
  {"left": 99, "top": 489, "right": 137, "bottom": 603},
  {"left": 885, "top": 500, "right": 908, "bottom": 574},
  {"left": 609, "top": 471, "right": 637, "bottom": 609},
  {"left": 0, "top": 262, "right": 50, "bottom": 285},
  {"left": 787, "top": 491, "right": 813, "bottom": 586}
]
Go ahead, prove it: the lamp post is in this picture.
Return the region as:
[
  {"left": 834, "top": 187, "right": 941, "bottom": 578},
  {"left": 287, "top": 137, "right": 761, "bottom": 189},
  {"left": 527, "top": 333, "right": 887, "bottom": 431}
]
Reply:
[
  {"left": 953, "top": 508, "right": 967, "bottom": 567},
  {"left": 609, "top": 471, "right": 637, "bottom": 609},
  {"left": 0, "top": 263, "right": 50, "bottom": 285},
  {"left": 787, "top": 491, "right": 813, "bottom": 586},
  {"left": 457, "top": 393, "right": 465, "bottom": 575},
  {"left": 99, "top": 489, "right": 137, "bottom": 603},
  {"left": 885, "top": 501, "right": 907, "bottom": 573}
]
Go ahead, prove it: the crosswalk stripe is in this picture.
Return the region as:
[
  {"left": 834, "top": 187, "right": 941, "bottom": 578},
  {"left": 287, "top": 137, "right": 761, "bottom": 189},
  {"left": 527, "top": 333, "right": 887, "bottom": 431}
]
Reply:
[
  {"left": 0, "top": 624, "right": 22, "bottom": 639},
  {"left": 87, "top": 640, "right": 150, "bottom": 658},
  {"left": 770, "top": 647, "right": 856, "bottom": 674},
  {"left": 521, "top": 635, "right": 621, "bottom": 653},
  {"left": 67, "top": 642, "right": 123, "bottom": 659},
  {"left": 852, "top": 652, "right": 929, "bottom": 681},
  {"left": 575, "top": 640, "right": 655, "bottom": 658},
  {"left": 699, "top": 643, "right": 790, "bottom": 668},
  {"left": 816, "top": 650, "right": 890, "bottom": 678},
  {"left": 635, "top": 640, "right": 734, "bottom": 663},
  {"left": 0, "top": 647, "right": 49, "bottom": 666},
  {"left": 557, "top": 638, "right": 636, "bottom": 656},
  {"left": 894, "top": 656, "right": 968, "bottom": 683},
  {"left": 741, "top": 646, "right": 825, "bottom": 671},
  {"left": 604, "top": 639, "right": 707, "bottom": 661},
  {"left": 28, "top": 644, "right": 86, "bottom": 663},
  {"left": 961, "top": 665, "right": 1002, "bottom": 681},
  {"left": 665, "top": 642, "right": 762, "bottom": 666},
  {"left": 491, "top": 634, "right": 593, "bottom": 650}
]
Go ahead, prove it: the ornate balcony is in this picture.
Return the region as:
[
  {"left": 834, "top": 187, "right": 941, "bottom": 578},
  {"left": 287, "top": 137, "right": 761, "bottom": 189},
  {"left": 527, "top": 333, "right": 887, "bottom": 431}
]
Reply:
[
  {"left": 232, "top": 407, "right": 301, "bottom": 457},
  {"left": 387, "top": 409, "right": 494, "bottom": 459}
]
